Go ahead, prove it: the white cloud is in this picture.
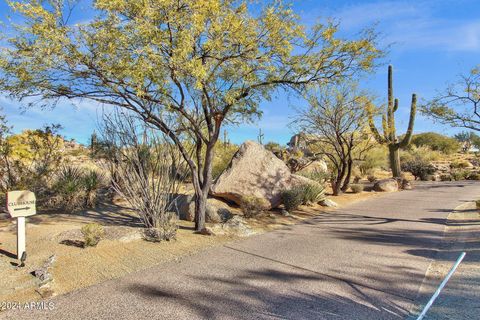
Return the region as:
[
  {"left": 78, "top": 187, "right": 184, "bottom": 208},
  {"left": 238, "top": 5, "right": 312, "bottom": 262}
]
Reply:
[{"left": 332, "top": 0, "right": 480, "bottom": 52}]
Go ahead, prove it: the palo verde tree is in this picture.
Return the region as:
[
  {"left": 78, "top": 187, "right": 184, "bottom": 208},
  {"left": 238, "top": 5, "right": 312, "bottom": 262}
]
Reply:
[
  {"left": 293, "top": 83, "right": 375, "bottom": 196},
  {"left": 368, "top": 65, "right": 417, "bottom": 178},
  {"left": 0, "top": 0, "right": 381, "bottom": 231},
  {"left": 422, "top": 66, "right": 480, "bottom": 131}
]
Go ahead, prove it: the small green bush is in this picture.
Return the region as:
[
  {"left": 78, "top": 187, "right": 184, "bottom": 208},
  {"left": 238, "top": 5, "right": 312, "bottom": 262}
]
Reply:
[
  {"left": 240, "top": 195, "right": 270, "bottom": 218},
  {"left": 281, "top": 187, "right": 304, "bottom": 212},
  {"left": 401, "top": 160, "right": 436, "bottom": 181},
  {"left": 450, "top": 169, "right": 468, "bottom": 181},
  {"left": 467, "top": 172, "right": 480, "bottom": 180},
  {"left": 81, "top": 223, "right": 105, "bottom": 247},
  {"left": 350, "top": 184, "right": 364, "bottom": 193},
  {"left": 440, "top": 174, "right": 452, "bottom": 181}
]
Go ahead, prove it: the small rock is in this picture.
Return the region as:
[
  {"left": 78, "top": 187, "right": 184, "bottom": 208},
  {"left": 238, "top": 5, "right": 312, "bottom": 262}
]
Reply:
[
  {"left": 281, "top": 209, "right": 291, "bottom": 217},
  {"left": 319, "top": 199, "right": 338, "bottom": 207}
]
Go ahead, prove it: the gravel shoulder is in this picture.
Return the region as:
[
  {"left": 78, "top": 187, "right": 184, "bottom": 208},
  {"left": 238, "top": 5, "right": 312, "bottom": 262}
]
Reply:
[{"left": 409, "top": 200, "right": 480, "bottom": 320}]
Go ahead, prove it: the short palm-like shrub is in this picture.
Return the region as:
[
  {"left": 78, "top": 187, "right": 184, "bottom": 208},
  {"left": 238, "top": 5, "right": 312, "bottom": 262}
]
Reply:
[
  {"left": 52, "top": 166, "right": 86, "bottom": 211},
  {"left": 83, "top": 169, "right": 105, "bottom": 208},
  {"left": 350, "top": 184, "right": 364, "bottom": 193},
  {"left": 301, "top": 183, "right": 326, "bottom": 204},
  {"left": 81, "top": 223, "right": 105, "bottom": 247},
  {"left": 401, "top": 160, "right": 436, "bottom": 181},
  {"left": 240, "top": 195, "right": 270, "bottom": 218}
]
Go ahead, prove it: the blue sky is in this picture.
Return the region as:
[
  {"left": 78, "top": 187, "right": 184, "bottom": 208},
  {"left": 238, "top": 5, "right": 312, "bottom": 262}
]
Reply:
[{"left": 1, "top": 0, "right": 479, "bottom": 145}]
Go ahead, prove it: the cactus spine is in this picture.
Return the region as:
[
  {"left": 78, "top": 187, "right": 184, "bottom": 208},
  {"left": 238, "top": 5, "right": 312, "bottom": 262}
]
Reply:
[{"left": 368, "top": 65, "right": 417, "bottom": 178}]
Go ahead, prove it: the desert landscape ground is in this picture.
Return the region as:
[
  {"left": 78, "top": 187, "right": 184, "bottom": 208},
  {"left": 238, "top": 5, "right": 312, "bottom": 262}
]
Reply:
[{"left": 0, "top": 0, "right": 479, "bottom": 319}]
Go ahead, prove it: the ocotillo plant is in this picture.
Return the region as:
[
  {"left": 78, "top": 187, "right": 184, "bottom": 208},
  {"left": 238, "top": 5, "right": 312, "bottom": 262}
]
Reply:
[{"left": 368, "top": 65, "right": 417, "bottom": 178}]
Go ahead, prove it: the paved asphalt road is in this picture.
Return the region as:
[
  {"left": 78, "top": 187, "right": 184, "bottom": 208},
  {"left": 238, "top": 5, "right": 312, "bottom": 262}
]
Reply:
[{"left": 3, "top": 181, "right": 480, "bottom": 320}]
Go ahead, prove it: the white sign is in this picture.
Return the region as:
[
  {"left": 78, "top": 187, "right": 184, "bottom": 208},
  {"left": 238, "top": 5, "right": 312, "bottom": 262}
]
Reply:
[
  {"left": 7, "top": 190, "right": 36, "bottom": 218},
  {"left": 6, "top": 190, "right": 36, "bottom": 260}
]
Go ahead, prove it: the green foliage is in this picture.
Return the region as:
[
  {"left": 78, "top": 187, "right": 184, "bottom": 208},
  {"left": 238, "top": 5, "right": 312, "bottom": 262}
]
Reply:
[
  {"left": 450, "top": 169, "right": 468, "bottom": 181},
  {"left": 350, "top": 184, "right": 364, "bottom": 193},
  {"left": 281, "top": 182, "right": 325, "bottom": 211},
  {"left": 450, "top": 160, "right": 471, "bottom": 169},
  {"left": 51, "top": 166, "right": 106, "bottom": 212},
  {"left": 411, "top": 132, "right": 460, "bottom": 154},
  {"left": 400, "top": 145, "right": 442, "bottom": 163},
  {"left": 401, "top": 160, "right": 436, "bottom": 180},
  {"left": 440, "top": 174, "right": 452, "bottom": 181},
  {"left": 358, "top": 146, "right": 388, "bottom": 175},
  {"left": 240, "top": 195, "right": 270, "bottom": 218},
  {"left": 467, "top": 172, "right": 480, "bottom": 180},
  {"left": 281, "top": 187, "right": 304, "bottom": 212},
  {"left": 301, "top": 183, "right": 326, "bottom": 204},
  {"left": 264, "top": 142, "right": 283, "bottom": 153},
  {"left": 81, "top": 223, "right": 105, "bottom": 247},
  {"left": 83, "top": 170, "right": 106, "bottom": 208}
]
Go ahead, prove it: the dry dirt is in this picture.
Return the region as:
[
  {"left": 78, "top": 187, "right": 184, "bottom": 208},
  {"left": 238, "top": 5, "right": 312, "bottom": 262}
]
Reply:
[{"left": 0, "top": 189, "right": 383, "bottom": 304}]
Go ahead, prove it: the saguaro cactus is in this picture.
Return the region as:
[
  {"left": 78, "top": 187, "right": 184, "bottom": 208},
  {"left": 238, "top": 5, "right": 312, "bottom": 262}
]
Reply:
[{"left": 368, "top": 65, "right": 417, "bottom": 178}]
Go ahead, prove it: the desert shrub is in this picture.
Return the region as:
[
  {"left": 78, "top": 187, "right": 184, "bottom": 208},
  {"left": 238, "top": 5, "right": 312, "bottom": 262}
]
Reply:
[
  {"left": 401, "top": 160, "right": 436, "bottom": 181},
  {"left": 81, "top": 223, "right": 105, "bottom": 247},
  {"left": 83, "top": 169, "right": 106, "bottom": 208},
  {"left": 401, "top": 145, "right": 442, "bottom": 163},
  {"left": 52, "top": 166, "right": 87, "bottom": 211},
  {"left": 299, "top": 168, "right": 329, "bottom": 184},
  {"left": 367, "top": 175, "right": 377, "bottom": 183},
  {"left": 411, "top": 132, "right": 460, "bottom": 154},
  {"left": 353, "top": 175, "right": 361, "bottom": 183},
  {"left": 100, "top": 112, "right": 183, "bottom": 240},
  {"left": 350, "top": 184, "right": 364, "bottom": 193},
  {"left": 440, "top": 174, "right": 452, "bottom": 181},
  {"left": 281, "top": 187, "right": 304, "bottom": 212},
  {"left": 450, "top": 160, "right": 471, "bottom": 169},
  {"left": 467, "top": 172, "right": 480, "bottom": 180},
  {"left": 301, "top": 183, "right": 326, "bottom": 204},
  {"left": 450, "top": 169, "right": 468, "bottom": 181},
  {"left": 240, "top": 195, "right": 270, "bottom": 218},
  {"left": 359, "top": 146, "right": 388, "bottom": 175}
]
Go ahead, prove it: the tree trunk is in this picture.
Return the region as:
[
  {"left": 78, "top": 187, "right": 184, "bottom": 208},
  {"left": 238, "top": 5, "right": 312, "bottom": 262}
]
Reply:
[
  {"left": 193, "top": 139, "right": 216, "bottom": 232},
  {"left": 389, "top": 145, "right": 401, "bottom": 178},
  {"left": 341, "top": 158, "right": 353, "bottom": 192}
]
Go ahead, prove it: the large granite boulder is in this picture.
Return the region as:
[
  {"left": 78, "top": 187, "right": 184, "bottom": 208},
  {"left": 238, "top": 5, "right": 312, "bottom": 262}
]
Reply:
[
  {"left": 211, "top": 141, "right": 312, "bottom": 208},
  {"left": 373, "top": 179, "right": 399, "bottom": 192}
]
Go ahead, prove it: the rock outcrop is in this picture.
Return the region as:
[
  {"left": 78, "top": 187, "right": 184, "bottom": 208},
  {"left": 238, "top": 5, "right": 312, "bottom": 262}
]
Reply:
[{"left": 210, "top": 141, "right": 317, "bottom": 208}]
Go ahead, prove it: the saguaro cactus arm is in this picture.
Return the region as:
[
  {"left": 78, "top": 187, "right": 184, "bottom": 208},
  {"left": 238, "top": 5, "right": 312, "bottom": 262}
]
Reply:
[
  {"left": 367, "top": 104, "right": 387, "bottom": 144},
  {"left": 399, "top": 93, "right": 417, "bottom": 148}
]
